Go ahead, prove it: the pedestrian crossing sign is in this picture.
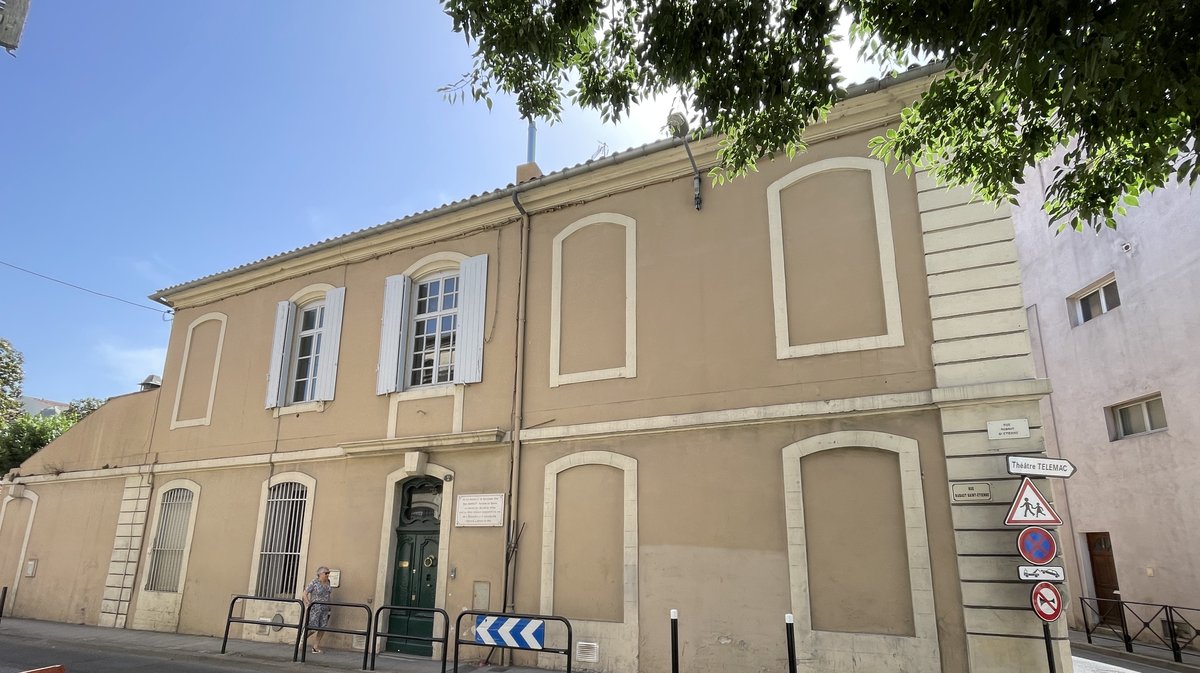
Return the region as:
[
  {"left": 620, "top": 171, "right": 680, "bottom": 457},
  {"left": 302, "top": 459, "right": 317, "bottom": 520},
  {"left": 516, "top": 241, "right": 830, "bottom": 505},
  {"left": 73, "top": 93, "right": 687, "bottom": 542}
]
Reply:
[{"left": 1004, "top": 477, "right": 1062, "bottom": 526}]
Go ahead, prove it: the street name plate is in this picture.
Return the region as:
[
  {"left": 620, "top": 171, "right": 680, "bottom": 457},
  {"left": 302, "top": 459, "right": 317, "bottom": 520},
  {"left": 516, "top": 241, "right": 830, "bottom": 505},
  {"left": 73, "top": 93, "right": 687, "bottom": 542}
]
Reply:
[
  {"left": 987, "top": 419, "right": 1030, "bottom": 440},
  {"left": 951, "top": 482, "right": 993, "bottom": 502}
]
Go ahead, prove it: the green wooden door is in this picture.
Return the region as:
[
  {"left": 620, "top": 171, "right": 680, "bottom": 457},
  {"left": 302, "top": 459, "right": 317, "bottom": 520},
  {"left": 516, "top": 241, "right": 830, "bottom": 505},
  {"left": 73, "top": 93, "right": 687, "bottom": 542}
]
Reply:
[{"left": 387, "top": 478, "right": 442, "bottom": 655}]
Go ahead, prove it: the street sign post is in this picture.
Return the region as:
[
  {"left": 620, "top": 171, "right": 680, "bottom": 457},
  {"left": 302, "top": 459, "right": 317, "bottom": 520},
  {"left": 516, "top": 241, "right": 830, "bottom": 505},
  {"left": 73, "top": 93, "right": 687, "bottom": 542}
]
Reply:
[
  {"left": 1007, "top": 455, "right": 1077, "bottom": 479},
  {"left": 1017, "top": 526, "right": 1057, "bottom": 565},
  {"left": 1004, "top": 478, "right": 1062, "bottom": 526}
]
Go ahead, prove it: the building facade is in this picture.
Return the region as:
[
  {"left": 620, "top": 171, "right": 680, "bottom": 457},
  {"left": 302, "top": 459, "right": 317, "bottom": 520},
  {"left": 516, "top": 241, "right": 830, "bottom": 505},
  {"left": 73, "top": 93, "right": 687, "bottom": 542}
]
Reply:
[
  {"left": 1, "top": 71, "right": 1072, "bottom": 672},
  {"left": 1014, "top": 172, "right": 1200, "bottom": 628}
]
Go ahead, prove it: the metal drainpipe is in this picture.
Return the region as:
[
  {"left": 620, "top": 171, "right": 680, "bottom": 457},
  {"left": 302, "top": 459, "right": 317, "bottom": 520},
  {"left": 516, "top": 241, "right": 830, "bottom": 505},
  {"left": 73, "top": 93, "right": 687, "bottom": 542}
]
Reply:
[{"left": 502, "top": 191, "right": 531, "bottom": 623}]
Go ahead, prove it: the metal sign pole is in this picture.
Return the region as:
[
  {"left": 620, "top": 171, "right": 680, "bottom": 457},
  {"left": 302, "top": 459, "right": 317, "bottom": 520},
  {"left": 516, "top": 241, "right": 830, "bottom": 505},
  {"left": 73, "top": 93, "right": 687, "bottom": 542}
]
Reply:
[{"left": 1042, "top": 622, "right": 1056, "bottom": 673}]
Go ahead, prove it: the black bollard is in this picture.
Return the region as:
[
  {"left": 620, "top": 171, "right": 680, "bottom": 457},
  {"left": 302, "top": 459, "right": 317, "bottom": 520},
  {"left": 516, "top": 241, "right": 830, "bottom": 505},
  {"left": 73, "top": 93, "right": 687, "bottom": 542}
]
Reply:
[
  {"left": 670, "top": 609, "right": 680, "bottom": 673},
  {"left": 785, "top": 613, "right": 797, "bottom": 673}
]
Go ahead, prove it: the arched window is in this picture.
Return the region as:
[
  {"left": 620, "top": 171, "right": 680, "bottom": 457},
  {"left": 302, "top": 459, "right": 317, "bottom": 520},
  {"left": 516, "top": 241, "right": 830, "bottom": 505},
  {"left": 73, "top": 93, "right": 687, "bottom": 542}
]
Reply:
[
  {"left": 376, "top": 253, "right": 488, "bottom": 394},
  {"left": 144, "top": 486, "right": 197, "bottom": 593},
  {"left": 255, "top": 481, "right": 309, "bottom": 598}
]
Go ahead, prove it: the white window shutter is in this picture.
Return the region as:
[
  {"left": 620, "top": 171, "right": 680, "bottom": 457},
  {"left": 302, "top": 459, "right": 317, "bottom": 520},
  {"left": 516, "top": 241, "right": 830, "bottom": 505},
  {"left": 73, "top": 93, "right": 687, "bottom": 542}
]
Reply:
[
  {"left": 376, "top": 275, "right": 411, "bottom": 395},
  {"left": 455, "top": 254, "right": 488, "bottom": 384},
  {"left": 314, "top": 287, "right": 346, "bottom": 401},
  {"left": 265, "top": 300, "right": 296, "bottom": 409}
]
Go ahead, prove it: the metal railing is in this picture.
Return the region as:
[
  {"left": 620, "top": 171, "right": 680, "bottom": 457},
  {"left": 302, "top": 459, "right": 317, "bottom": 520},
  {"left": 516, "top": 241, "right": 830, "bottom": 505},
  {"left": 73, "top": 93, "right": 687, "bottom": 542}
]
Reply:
[
  {"left": 221, "top": 595, "right": 306, "bottom": 662},
  {"left": 369, "top": 605, "right": 449, "bottom": 672},
  {"left": 300, "top": 601, "right": 373, "bottom": 670},
  {"left": 1080, "top": 597, "right": 1199, "bottom": 663}
]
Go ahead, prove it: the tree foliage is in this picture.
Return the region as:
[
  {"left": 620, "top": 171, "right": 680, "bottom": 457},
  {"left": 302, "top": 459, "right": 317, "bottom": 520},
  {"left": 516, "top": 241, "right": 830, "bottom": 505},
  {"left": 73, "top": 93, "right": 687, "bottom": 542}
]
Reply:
[
  {"left": 65, "top": 397, "right": 105, "bottom": 422},
  {"left": 0, "top": 412, "right": 73, "bottom": 474},
  {"left": 0, "top": 338, "right": 23, "bottom": 427},
  {"left": 441, "top": 0, "right": 1199, "bottom": 231}
]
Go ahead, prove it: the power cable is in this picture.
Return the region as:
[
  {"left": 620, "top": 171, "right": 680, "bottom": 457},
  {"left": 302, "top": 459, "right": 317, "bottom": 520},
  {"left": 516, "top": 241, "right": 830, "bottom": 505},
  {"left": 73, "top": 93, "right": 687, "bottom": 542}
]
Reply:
[{"left": 0, "top": 259, "right": 171, "bottom": 315}]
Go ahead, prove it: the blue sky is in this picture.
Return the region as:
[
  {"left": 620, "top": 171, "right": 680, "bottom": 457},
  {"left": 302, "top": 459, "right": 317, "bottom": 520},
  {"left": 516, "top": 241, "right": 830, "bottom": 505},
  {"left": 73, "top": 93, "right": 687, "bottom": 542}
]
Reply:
[{"left": 1, "top": 2, "right": 874, "bottom": 404}]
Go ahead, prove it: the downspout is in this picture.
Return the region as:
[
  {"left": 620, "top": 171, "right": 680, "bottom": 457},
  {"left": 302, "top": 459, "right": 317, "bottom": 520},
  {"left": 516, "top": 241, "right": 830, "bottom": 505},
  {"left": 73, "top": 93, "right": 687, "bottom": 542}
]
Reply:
[{"left": 502, "top": 190, "right": 531, "bottom": 617}]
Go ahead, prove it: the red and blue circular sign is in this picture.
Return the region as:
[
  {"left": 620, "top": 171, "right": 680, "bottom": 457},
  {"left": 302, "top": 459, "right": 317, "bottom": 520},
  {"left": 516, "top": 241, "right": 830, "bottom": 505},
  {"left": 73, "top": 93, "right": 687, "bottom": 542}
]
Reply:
[
  {"left": 1031, "top": 581, "right": 1064, "bottom": 622},
  {"left": 1018, "top": 526, "right": 1057, "bottom": 566}
]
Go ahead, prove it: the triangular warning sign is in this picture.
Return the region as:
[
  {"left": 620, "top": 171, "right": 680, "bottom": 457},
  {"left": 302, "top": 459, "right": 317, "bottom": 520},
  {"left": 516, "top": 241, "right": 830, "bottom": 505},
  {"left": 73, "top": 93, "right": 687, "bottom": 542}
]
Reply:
[{"left": 1004, "top": 477, "right": 1062, "bottom": 526}]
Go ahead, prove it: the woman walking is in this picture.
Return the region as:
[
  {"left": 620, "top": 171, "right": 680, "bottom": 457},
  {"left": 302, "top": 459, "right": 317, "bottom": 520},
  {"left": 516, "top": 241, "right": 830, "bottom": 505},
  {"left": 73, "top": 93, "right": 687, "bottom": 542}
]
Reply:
[{"left": 303, "top": 566, "right": 333, "bottom": 653}]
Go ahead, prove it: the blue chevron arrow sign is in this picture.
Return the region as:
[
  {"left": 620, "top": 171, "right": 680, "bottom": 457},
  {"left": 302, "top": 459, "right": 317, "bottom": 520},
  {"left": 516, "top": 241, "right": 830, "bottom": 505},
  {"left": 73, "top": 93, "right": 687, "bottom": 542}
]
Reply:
[{"left": 473, "top": 615, "right": 545, "bottom": 650}]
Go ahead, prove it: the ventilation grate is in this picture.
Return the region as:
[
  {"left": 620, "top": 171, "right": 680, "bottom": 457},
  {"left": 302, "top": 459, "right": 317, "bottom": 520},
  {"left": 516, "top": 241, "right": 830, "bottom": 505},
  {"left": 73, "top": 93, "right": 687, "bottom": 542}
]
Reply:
[{"left": 575, "top": 641, "right": 600, "bottom": 663}]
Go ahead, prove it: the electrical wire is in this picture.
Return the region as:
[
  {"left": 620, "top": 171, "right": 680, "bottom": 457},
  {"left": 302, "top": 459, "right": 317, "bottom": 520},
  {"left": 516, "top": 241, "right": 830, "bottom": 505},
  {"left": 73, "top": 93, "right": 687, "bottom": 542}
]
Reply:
[{"left": 0, "top": 259, "right": 171, "bottom": 315}]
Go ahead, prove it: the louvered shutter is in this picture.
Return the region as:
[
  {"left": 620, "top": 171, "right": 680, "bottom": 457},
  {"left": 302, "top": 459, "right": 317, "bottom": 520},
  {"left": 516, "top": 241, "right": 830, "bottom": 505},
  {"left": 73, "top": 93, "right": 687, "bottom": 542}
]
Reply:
[
  {"left": 314, "top": 287, "right": 346, "bottom": 401},
  {"left": 265, "top": 300, "right": 296, "bottom": 408},
  {"left": 376, "top": 275, "right": 411, "bottom": 395},
  {"left": 454, "top": 254, "right": 488, "bottom": 384}
]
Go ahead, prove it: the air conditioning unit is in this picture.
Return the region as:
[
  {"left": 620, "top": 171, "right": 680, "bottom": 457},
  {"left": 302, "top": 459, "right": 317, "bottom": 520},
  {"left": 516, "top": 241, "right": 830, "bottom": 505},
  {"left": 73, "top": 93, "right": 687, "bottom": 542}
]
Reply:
[{"left": 0, "top": 0, "right": 31, "bottom": 51}]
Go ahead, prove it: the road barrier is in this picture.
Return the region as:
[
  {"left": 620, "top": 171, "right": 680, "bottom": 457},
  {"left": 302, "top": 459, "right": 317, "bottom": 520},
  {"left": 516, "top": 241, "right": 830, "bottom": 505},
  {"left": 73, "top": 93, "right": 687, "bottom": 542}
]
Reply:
[
  {"left": 369, "top": 605, "right": 449, "bottom": 672},
  {"left": 300, "top": 600, "right": 372, "bottom": 670},
  {"left": 1081, "top": 596, "right": 1199, "bottom": 664},
  {"left": 220, "top": 595, "right": 306, "bottom": 663},
  {"left": 452, "top": 610, "right": 572, "bottom": 673}
]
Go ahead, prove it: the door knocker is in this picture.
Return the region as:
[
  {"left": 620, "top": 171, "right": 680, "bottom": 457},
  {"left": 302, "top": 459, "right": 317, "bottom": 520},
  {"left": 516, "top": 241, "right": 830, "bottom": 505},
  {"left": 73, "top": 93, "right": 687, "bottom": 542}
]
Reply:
[{"left": 423, "top": 555, "right": 437, "bottom": 568}]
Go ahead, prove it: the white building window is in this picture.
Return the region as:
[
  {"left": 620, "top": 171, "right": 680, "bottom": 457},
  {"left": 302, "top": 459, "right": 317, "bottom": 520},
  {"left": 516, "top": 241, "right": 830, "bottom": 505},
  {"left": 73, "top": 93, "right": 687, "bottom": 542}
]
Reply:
[
  {"left": 255, "top": 481, "right": 308, "bottom": 598},
  {"left": 409, "top": 273, "right": 459, "bottom": 386},
  {"left": 145, "top": 487, "right": 196, "bottom": 593},
  {"left": 265, "top": 285, "right": 346, "bottom": 408},
  {"left": 376, "top": 254, "right": 488, "bottom": 394},
  {"left": 1111, "top": 395, "right": 1168, "bottom": 439},
  {"left": 1071, "top": 276, "right": 1120, "bottom": 326}
]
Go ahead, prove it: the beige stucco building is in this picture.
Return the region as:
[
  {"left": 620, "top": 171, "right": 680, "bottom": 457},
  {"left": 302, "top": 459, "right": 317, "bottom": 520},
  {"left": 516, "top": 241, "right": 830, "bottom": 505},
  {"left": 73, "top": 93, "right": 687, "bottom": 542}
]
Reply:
[{"left": 1, "top": 70, "right": 1073, "bottom": 673}]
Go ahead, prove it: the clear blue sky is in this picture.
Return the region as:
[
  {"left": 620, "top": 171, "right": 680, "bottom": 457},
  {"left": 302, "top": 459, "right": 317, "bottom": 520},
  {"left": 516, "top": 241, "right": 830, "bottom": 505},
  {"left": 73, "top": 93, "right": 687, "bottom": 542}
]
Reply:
[{"left": 1, "top": 2, "right": 873, "bottom": 404}]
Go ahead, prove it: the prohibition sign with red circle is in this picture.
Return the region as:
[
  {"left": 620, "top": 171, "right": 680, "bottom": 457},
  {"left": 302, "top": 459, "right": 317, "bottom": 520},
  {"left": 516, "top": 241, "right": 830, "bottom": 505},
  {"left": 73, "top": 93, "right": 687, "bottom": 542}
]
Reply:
[
  {"left": 1017, "top": 526, "right": 1057, "bottom": 565},
  {"left": 1031, "top": 581, "right": 1063, "bottom": 622}
]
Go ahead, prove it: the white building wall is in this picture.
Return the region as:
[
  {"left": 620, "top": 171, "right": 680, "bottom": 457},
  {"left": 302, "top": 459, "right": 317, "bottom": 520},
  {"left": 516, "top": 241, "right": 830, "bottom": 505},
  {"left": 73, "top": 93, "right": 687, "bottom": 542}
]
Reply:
[{"left": 1013, "top": 168, "right": 1200, "bottom": 613}]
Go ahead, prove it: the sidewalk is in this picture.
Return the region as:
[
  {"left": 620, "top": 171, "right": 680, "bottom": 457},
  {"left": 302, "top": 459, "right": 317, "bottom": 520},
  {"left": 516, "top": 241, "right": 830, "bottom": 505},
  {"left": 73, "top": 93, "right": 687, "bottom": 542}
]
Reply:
[
  {"left": 0, "top": 617, "right": 543, "bottom": 673},
  {"left": 1071, "top": 629, "right": 1200, "bottom": 673}
]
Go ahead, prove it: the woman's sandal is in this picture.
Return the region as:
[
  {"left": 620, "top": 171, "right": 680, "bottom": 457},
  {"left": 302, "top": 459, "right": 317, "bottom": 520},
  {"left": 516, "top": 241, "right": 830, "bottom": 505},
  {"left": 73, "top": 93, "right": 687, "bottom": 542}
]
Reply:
[{"left": 311, "top": 648, "right": 322, "bottom": 654}]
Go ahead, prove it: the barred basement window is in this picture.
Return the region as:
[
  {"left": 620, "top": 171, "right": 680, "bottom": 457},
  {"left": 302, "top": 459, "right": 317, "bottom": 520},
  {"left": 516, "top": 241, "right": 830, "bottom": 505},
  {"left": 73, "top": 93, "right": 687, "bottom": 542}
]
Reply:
[
  {"left": 145, "top": 488, "right": 195, "bottom": 592},
  {"left": 255, "top": 482, "right": 308, "bottom": 598}
]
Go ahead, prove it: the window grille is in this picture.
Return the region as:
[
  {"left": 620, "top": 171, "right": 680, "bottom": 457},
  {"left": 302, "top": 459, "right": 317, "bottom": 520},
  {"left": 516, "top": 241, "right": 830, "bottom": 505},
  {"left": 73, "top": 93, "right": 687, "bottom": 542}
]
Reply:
[
  {"left": 255, "top": 482, "right": 308, "bottom": 598},
  {"left": 145, "top": 488, "right": 194, "bottom": 592}
]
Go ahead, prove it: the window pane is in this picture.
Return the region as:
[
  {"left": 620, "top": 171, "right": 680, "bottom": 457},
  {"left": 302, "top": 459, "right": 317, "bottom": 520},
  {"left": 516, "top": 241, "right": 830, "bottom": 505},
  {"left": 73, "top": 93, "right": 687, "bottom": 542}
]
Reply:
[
  {"left": 1080, "top": 291, "right": 1101, "bottom": 322},
  {"left": 1103, "top": 282, "right": 1120, "bottom": 310},
  {"left": 297, "top": 334, "right": 314, "bottom": 357},
  {"left": 1119, "top": 405, "right": 1146, "bottom": 436},
  {"left": 1147, "top": 397, "right": 1167, "bottom": 430},
  {"left": 301, "top": 308, "right": 318, "bottom": 331}
]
